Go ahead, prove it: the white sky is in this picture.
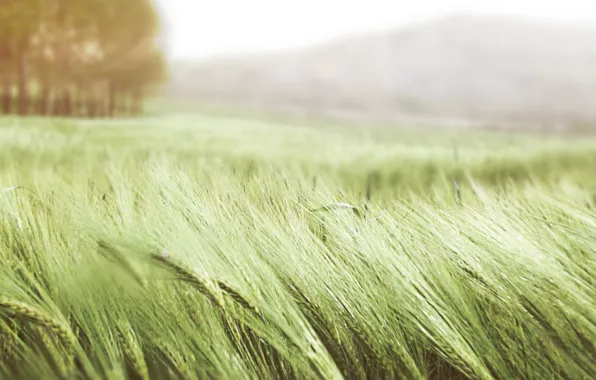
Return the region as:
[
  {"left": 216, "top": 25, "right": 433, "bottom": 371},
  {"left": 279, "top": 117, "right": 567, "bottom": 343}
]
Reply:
[{"left": 156, "top": 0, "right": 596, "bottom": 59}]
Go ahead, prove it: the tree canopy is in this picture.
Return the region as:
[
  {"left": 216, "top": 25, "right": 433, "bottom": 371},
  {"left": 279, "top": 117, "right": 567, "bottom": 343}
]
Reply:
[{"left": 0, "top": 0, "right": 167, "bottom": 117}]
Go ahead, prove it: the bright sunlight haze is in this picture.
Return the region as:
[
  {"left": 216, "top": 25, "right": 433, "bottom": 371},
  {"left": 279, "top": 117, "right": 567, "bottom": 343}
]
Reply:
[{"left": 158, "top": 0, "right": 596, "bottom": 59}]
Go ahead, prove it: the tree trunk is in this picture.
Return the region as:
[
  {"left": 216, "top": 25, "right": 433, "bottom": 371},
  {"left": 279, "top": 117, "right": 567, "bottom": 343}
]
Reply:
[
  {"left": 51, "top": 96, "right": 60, "bottom": 116},
  {"left": 95, "top": 91, "right": 106, "bottom": 118},
  {"left": 117, "top": 93, "right": 128, "bottom": 116},
  {"left": 72, "top": 90, "right": 83, "bottom": 117},
  {"left": 61, "top": 88, "right": 71, "bottom": 117},
  {"left": 131, "top": 92, "right": 141, "bottom": 116},
  {"left": 38, "top": 84, "right": 50, "bottom": 116},
  {"left": 123, "top": 94, "right": 132, "bottom": 116},
  {"left": 0, "top": 42, "right": 13, "bottom": 115},
  {"left": 107, "top": 83, "right": 117, "bottom": 117},
  {"left": 86, "top": 94, "right": 97, "bottom": 118},
  {"left": 97, "top": 94, "right": 106, "bottom": 118},
  {"left": 17, "top": 54, "right": 27, "bottom": 116},
  {"left": 1, "top": 73, "right": 11, "bottom": 115}
]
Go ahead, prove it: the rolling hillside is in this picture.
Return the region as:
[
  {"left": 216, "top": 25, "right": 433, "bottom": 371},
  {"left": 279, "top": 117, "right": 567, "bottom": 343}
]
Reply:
[{"left": 167, "top": 15, "right": 596, "bottom": 129}]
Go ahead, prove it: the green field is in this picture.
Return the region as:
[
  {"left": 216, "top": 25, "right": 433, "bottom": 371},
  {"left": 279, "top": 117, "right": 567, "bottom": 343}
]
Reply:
[{"left": 1, "top": 115, "right": 596, "bottom": 379}]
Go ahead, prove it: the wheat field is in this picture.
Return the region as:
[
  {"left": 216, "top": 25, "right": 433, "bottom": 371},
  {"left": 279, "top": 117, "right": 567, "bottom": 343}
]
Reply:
[{"left": 0, "top": 115, "right": 595, "bottom": 379}]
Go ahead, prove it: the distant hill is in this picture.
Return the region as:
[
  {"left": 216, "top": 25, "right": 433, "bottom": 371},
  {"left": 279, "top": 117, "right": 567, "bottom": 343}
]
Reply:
[{"left": 166, "top": 15, "right": 596, "bottom": 129}]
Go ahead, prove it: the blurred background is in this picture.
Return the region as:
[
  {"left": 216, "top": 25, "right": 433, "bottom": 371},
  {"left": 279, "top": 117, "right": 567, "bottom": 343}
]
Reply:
[
  {"left": 159, "top": 0, "right": 596, "bottom": 132},
  {"left": 2, "top": 0, "right": 596, "bottom": 132}
]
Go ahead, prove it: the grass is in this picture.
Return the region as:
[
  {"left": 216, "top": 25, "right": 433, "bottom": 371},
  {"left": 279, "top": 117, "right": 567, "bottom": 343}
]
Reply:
[{"left": 0, "top": 114, "right": 596, "bottom": 379}]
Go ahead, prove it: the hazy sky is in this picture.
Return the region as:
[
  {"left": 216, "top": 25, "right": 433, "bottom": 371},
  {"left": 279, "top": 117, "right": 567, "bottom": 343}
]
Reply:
[{"left": 156, "top": 0, "right": 596, "bottom": 59}]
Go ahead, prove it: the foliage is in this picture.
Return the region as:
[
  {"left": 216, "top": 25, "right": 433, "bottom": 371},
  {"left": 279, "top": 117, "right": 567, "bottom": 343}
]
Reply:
[{"left": 0, "top": 0, "right": 166, "bottom": 117}]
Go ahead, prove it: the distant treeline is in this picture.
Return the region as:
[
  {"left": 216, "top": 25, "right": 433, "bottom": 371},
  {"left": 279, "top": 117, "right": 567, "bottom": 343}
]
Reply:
[{"left": 0, "top": 0, "right": 166, "bottom": 118}]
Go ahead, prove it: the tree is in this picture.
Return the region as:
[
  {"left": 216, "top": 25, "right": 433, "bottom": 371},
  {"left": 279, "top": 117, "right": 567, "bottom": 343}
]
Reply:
[
  {"left": 0, "top": 0, "right": 49, "bottom": 115},
  {"left": 0, "top": 0, "right": 167, "bottom": 118},
  {"left": 92, "top": 0, "right": 167, "bottom": 116},
  {"left": 0, "top": 41, "right": 13, "bottom": 114}
]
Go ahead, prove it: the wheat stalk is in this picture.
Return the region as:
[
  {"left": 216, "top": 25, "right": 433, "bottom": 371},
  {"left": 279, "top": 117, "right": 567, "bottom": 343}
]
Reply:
[
  {"left": 153, "top": 339, "right": 194, "bottom": 380},
  {"left": 35, "top": 326, "right": 74, "bottom": 378},
  {"left": 97, "top": 240, "right": 146, "bottom": 287},
  {"left": 151, "top": 254, "right": 225, "bottom": 309},
  {"left": 217, "top": 281, "right": 259, "bottom": 314},
  {"left": 0, "top": 318, "right": 20, "bottom": 362},
  {"left": 312, "top": 203, "right": 364, "bottom": 218},
  {"left": 117, "top": 322, "right": 149, "bottom": 380},
  {"left": 0, "top": 299, "right": 75, "bottom": 350}
]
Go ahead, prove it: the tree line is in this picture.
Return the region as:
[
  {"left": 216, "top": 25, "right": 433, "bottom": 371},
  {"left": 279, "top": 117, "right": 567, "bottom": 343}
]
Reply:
[{"left": 0, "top": 0, "right": 167, "bottom": 118}]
